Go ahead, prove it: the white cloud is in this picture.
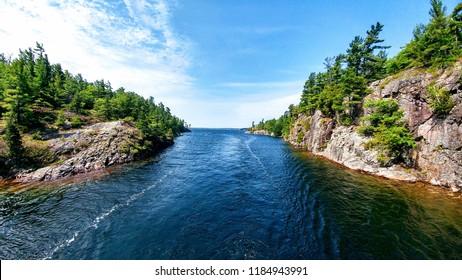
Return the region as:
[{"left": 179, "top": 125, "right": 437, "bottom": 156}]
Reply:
[
  {"left": 0, "top": 0, "right": 192, "bottom": 102},
  {"left": 0, "top": 0, "right": 303, "bottom": 128},
  {"left": 168, "top": 81, "right": 302, "bottom": 128}
]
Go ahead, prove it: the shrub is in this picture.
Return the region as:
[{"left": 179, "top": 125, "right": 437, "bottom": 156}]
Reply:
[
  {"left": 70, "top": 116, "right": 82, "bottom": 128},
  {"left": 31, "top": 131, "right": 43, "bottom": 140},
  {"left": 55, "top": 110, "right": 66, "bottom": 127},
  {"left": 23, "top": 138, "right": 55, "bottom": 167},
  {"left": 359, "top": 99, "right": 416, "bottom": 166},
  {"left": 303, "top": 118, "right": 311, "bottom": 131},
  {"left": 427, "top": 83, "right": 454, "bottom": 116},
  {"left": 339, "top": 114, "right": 354, "bottom": 126},
  {"left": 297, "top": 131, "right": 304, "bottom": 143}
]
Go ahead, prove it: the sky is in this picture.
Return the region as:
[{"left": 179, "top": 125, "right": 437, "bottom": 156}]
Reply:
[{"left": 0, "top": 0, "right": 460, "bottom": 128}]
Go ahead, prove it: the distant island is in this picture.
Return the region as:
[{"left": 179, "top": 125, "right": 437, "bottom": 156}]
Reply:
[
  {"left": 0, "top": 43, "right": 190, "bottom": 183},
  {"left": 249, "top": 0, "right": 462, "bottom": 192}
]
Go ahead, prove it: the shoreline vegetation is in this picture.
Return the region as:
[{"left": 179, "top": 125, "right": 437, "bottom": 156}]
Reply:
[
  {"left": 0, "top": 44, "right": 190, "bottom": 183},
  {"left": 249, "top": 0, "right": 462, "bottom": 192}
]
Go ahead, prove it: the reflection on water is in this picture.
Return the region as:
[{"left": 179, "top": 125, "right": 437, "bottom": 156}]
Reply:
[{"left": 1, "top": 129, "right": 461, "bottom": 259}]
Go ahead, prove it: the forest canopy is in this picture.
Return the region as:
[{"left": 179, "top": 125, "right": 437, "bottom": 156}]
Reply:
[
  {"left": 249, "top": 0, "right": 461, "bottom": 165},
  {"left": 250, "top": 0, "right": 461, "bottom": 137},
  {"left": 0, "top": 43, "right": 190, "bottom": 172}
]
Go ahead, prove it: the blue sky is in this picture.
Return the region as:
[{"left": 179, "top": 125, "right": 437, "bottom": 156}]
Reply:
[{"left": 0, "top": 0, "right": 460, "bottom": 127}]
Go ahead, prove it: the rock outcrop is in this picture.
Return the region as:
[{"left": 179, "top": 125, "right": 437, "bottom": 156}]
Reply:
[
  {"left": 15, "top": 121, "right": 155, "bottom": 182},
  {"left": 246, "top": 129, "right": 274, "bottom": 136},
  {"left": 286, "top": 63, "right": 462, "bottom": 191}
]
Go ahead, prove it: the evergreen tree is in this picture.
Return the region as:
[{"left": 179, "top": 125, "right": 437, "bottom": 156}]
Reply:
[
  {"left": 388, "top": 0, "right": 462, "bottom": 71},
  {"left": 33, "top": 43, "right": 53, "bottom": 106},
  {"left": 49, "top": 63, "right": 66, "bottom": 108},
  {"left": 450, "top": 3, "right": 462, "bottom": 48},
  {"left": 345, "top": 22, "right": 389, "bottom": 81},
  {"left": 0, "top": 42, "right": 190, "bottom": 171},
  {"left": 362, "top": 22, "right": 389, "bottom": 81},
  {"left": 346, "top": 36, "right": 364, "bottom": 75},
  {"left": 5, "top": 116, "right": 24, "bottom": 166},
  {"left": 300, "top": 72, "right": 321, "bottom": 114},
  {"left": 2, "top": 56, "right": 34, "bottom": 128}
]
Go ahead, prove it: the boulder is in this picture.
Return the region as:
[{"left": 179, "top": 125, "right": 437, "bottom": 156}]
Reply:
[
  {"left": 288, "top": 62, "right": 462, "bottom": 190},
  {"left": 15, "top": 121, "right": 146, "bottom": 182}
]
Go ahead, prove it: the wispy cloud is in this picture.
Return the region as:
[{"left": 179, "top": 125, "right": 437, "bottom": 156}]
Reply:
[
  {"left": 177, "top": 81, "right": 303, "bottom": 128},
  {"left": 0, "top": 0, "right": 192, "bottom": 100},
  {"left": 0, "top": 0, "right": 303, "bottom": 127}
]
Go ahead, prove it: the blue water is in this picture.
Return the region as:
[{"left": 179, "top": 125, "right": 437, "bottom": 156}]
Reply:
[{"left": 1, "top": 128, "right": 462, "bottom": 259}]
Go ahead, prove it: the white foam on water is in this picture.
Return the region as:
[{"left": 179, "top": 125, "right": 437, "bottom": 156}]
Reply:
[
  {"left": 244, "top": 139, "right": 275, "bottom": 186},
  {"left": 43, "top": 171, "right": 172, "bottom": 259}
]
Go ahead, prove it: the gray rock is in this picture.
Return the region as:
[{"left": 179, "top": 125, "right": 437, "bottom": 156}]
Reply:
[
  {"left": 247, "top": 130, "right": 274, "bottom": 136},
  {"left": 15, "top": 121, "right": 145, "bottom": 182},
  {"left": 288, "top": 62, "right": 462, "bottom": 188}
]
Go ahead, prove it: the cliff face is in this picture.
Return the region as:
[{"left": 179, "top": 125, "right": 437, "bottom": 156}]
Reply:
[
  {"left": 15, "top": 120, "right": 166, "bottom": 183},
  {"left": 286, "top": 63, "right": 462, "bottom": 191}
]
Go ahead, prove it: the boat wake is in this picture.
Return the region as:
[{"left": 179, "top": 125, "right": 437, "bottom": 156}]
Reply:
[
  {"left": 244, "top": 139, "right": 277, "bottom": 187},
  {"left": 43, "top": 171, "right": 172, "bottom": 259}
]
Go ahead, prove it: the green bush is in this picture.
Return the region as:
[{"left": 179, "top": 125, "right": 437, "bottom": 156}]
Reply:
[
  {"left": 297, "top": 131, "right": 304, "bottom": 143},
  {"left": 70, "top": 116, "right": 82, "bottom": 128},
  {"left": 31, "top": 131, "right": 42, "bottom": 140},
  {"left": 427, "top": 83, "right": 454, "bottom": 116},
  {"left": 359, "top": 99, "right": 415, "bottom": 166},
  {"left": 339, "top": 114, "right": 354, "bottom": 126},
  {"left": 55, "top": 110, "right": 66, "bottom": 127}
]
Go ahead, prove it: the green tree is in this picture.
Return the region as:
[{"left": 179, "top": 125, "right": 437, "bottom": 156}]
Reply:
[
  {"left": 2, "top": 56, "right": 34, "bottom": 129},
  {"left": 5, "top": 116, "right": 24, "bottom": 166},
  {"left": 299, "top": 22, "right": 388, "bottom": 121},
  {"left": 346, "top": 36, "right": 364, "bottom": 75},
  {"left": 1, "top": 43, "right": 190, "bottom": 156},
  {"left": 388, "top": 0, "right": 462, "bottom": 71},
  {"left": 362, "top": 22, "right": 389, "bottom": 81},
  {"left": 69, "top": 85, "right": 96, "bottom": 114},
  {"left": 341, "top": 68, "right": 370, "bottom": 121},
  {"left": 345, "top": 22, "right": 389, "bottom": 81},
  {"left": 49, "top": 63, "right": 66, "bottom": 108},
  {"left": 359, "top": 99, "right": 415, "bottom": 165},
  {"left": 32, "top": 43, "right": 53, "bottom": 106},
  {"left": 54, "top": 110, "right": 66, "bottom": 127},
  {"left": 427, "top": 83, "right": 454, "bottom": 116},
  {"left": 94, "top": 96, "right": 113, "bottom": 120},
  {"left": 317, "top": 83, "right": 344, "bottom": 117},
  {"left": 450, "top": 2, "right": 462, "bottom": 47},
  {"left": 300, "top": 72, "right": 323, "bottom": 114},
  {"left": 63, "top": 72, "right": 87, "bottom": 104}
]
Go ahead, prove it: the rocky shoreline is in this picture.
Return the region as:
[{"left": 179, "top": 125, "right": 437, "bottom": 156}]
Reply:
[
  {"left": 245, "top": 129, "right": 274, "bottom": 136},
  {"left": 249, "top": 63, "right": 462, "bottom": 192},
  {"left": 6, "top": 120, "right": 172, "bottom": 184}
]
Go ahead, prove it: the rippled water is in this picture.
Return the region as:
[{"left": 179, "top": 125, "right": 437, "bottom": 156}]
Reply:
[{"left": 1, "top": 128, "right": 462, "bottom": 259}]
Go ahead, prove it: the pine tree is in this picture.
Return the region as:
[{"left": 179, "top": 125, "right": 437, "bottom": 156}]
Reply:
[
  {"left": 362, "top": 22, "right": 389, "bottom": 81},
  {"left": 49, "top": 63, "right": 66, "bottom": 108},
  {"left": 5, "top": 116, "right": 24, "bottom": 167},
  {"left": 300, "top": 72, "right": 321, "bottom": 114},
  {"left": 389, "top": 0, "right": 462, "bottom": 70},
  {"left": 33, "top": 43, "right": 52, "bottom": 106},
  {"left": 2, "top": 57, "right": 33, "bottom": 128},
  {"left": 450, "top": 3, "right": 462, "bottom": 48}
]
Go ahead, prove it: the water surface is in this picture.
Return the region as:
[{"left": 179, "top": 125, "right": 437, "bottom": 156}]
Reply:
[{"left": 1, "top": 128, "right": 461, "bottom": 259}]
